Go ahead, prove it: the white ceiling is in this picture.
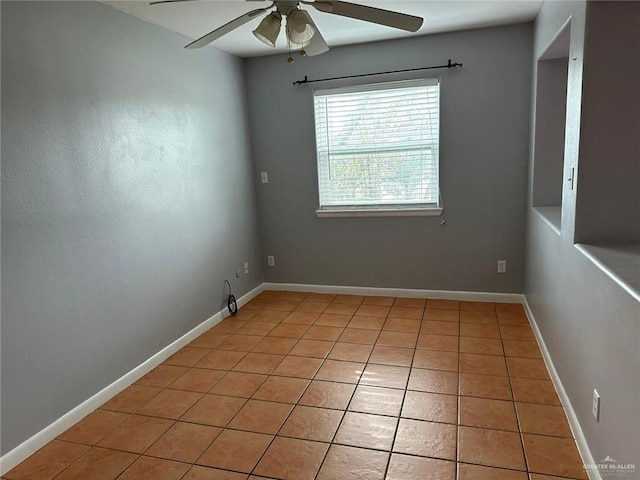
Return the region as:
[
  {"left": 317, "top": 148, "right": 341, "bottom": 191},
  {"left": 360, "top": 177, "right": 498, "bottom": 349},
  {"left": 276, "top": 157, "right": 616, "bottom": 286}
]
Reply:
[{"left": 104, "top": 0, "right": 542, "bottom": 58}]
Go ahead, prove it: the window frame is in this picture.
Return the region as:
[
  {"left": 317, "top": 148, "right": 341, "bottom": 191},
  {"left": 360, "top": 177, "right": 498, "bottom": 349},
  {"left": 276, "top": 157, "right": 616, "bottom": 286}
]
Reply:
[{"left": 313, "top": 77, "right": 442, "bottom": 218}]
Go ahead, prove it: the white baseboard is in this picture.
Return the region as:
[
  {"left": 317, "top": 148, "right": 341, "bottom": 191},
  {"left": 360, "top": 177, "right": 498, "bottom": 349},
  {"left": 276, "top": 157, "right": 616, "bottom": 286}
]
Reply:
[
  {"left": 523, "top": 298, "right": 600, "bottom": 480},
  {"left": 263, "top": 282, "right": 524, "bottom": 304},
  {"left": 0, "top": 283, "right": 264, "bottom": 476}
]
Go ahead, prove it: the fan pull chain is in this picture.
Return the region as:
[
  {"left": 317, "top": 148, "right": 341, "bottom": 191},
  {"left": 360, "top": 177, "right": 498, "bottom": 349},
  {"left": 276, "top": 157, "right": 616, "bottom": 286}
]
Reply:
[
  {"left": 286, "top": 17, "right": 294, "bottom": 63},
  {"left": 285, "top": 14, "right": 308, "bottom": 63}
]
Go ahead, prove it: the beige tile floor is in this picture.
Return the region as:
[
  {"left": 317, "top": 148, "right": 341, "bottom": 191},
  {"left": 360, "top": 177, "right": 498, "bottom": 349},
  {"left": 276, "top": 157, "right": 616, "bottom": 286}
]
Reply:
[{"left": 4, "top": 291, "right": 590, "bottom": 480}]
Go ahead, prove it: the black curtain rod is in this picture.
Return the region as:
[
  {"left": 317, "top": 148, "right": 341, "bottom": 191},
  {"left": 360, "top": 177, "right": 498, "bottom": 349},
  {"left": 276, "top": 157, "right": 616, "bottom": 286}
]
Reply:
[{"left": 292, "top": 59, "right": 463, "bottom": 86}]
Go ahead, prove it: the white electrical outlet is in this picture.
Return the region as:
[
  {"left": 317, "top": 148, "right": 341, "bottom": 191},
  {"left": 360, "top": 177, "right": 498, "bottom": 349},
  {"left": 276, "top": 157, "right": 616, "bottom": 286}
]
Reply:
[
  {"left": 260, "top": 172, "right": 269, "bottom": 184},
  {"left": 497, "top": 260, "right": 507, "bottom": 273},
  {"left": 593, "top": 389, "right": 601, "bottom": 421},
  {"left": 267, "top": 256, "right": 275, "bottom": 267},
  {"left": 235, "top": 268, "right": 241, "bottom": 278},
  {"left": 244, "top": 262, "right": 249, "bottom": 275}
]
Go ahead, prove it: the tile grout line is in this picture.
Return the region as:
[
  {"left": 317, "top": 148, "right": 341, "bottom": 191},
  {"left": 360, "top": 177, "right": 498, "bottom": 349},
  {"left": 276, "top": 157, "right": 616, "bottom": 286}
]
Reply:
[
  {"left": 167, "top": 296, "right": 311, "bottom": 478},
  {"left": 175, "top": 293, "right": 310, "bottom": 478},
  {"left": 45, "top": 435, "right": 582, "bottom": 480},
  {"left": 382, "top": 297, "right": 423, "bottom": 479},
  {"left": 51, "top": 369, "right": 212, "bottom": 479},
  {"left": 123, "top": 378, "right": 220, "bottom": 479},
  {"left": 223, "top": 304, "right": 320, "bottom": 478},
  {"left": 311, "top": 296, "right": 383, "bottom": 480},
  {"left": 496, "top": 304, "right": 532, "bottom": 476},
  {"left": 243, "top": 295, "right": 338, "bottom": 479},
  {"left": 455, "top": 304, "right": 462, "bottom": 478}
]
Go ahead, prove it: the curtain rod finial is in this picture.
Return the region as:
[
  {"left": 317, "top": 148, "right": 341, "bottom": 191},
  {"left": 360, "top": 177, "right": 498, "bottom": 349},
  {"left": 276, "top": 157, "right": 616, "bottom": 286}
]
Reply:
[{"left": 293, "top": 75, "right": 309, "bottom": 86}]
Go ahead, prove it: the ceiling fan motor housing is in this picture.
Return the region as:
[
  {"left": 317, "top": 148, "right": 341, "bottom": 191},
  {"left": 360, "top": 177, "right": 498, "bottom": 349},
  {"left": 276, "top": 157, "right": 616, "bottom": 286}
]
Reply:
[{"left": 275, "top": 1, "right": 302, "bottom": 16}]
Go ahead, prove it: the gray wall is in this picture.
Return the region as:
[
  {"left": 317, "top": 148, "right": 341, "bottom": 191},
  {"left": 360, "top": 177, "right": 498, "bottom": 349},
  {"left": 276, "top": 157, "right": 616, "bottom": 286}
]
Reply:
[
  {"left": 245, "top": 24, "right": 533, "bottom": 293},
  {"left": 525, "top": 0, "right": 640, "bottom": 471},
  {"left": 1, "top": 1, "right": 262, "bottom": 454},
  {"left": 574, "top": 1, "right": 640, "bottom": 244},
  {"left": 532, "top": 57, "right": 568, "bottom": 208}
]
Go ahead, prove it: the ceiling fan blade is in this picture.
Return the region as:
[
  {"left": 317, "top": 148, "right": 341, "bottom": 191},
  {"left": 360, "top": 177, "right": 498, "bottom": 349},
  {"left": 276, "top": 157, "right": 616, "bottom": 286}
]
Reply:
[
  {"left": 309, "top": 1, "right": 423, "bottom": 32},
  {"left": 151, "top": 0, "right": 268, "bottom": 3},
  {"left": 185, "top": 7, "right": 270, "bottom": 49},
  {"left": 149, "top": 0, "right": 199, "bottom": 5},
  {"left": 305, "top": 19, "right": 329, "bottom": 56}
]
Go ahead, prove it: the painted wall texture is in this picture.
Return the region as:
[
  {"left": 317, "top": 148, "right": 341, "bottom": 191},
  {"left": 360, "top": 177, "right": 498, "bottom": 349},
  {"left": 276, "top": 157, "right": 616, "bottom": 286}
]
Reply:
[
  {"left": 245, "top": 24, "right": 533, "bottom": 293},
  {"left": 525, "top": 0, "right": 640, "bottom": 471},
  {"left": 532, "top": 57, "right": 568, "bottom": 209},
  {"left": 574, "top": 1, "right": 640, "bottom": 244},
  {"left": 1, "top": 1, "right": 262, "bottom": 454}
]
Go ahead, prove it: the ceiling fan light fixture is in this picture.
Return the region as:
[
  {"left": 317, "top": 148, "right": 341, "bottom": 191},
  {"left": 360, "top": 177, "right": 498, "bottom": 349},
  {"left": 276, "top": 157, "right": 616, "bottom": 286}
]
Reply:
[
  {"left": 287, "top": 9, "right": 315, "bottom": 45},
  {"left": 253, "top": 11, "right": 282, "bottom": 48},
  {"left": 287, "top": 36, "right": 311, "bottom": 50}
]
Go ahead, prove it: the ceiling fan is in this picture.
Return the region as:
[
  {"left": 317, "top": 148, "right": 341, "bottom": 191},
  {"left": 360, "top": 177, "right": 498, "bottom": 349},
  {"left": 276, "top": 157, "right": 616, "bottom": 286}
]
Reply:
[{"left": 150, "top": 0, "right": 423, "bottom": 57}]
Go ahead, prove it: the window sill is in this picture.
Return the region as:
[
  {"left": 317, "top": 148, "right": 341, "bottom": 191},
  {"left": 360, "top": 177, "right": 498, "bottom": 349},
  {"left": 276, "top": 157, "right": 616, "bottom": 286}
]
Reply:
[
  {"left": 575, "top": 243, "right": 640, "bottom": 303},
  {"left": 316, "top": 207, "right": 443, "bottom": 218},
  {"left": 533, "top": 205, "right": 562, "bottom": 234}
]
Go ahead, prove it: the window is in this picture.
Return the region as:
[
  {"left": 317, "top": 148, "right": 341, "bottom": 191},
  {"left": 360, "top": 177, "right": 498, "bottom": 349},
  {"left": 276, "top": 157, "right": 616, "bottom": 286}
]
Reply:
[{"left": 313, "top": 78, "right": 441, "bottom": 217}]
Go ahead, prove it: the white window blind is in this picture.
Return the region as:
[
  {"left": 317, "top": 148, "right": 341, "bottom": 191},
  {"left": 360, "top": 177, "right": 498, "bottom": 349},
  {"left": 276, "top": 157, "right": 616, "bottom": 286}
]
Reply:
[{"left": 314, "top": 78, "right": 440, "bottom": 213}]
